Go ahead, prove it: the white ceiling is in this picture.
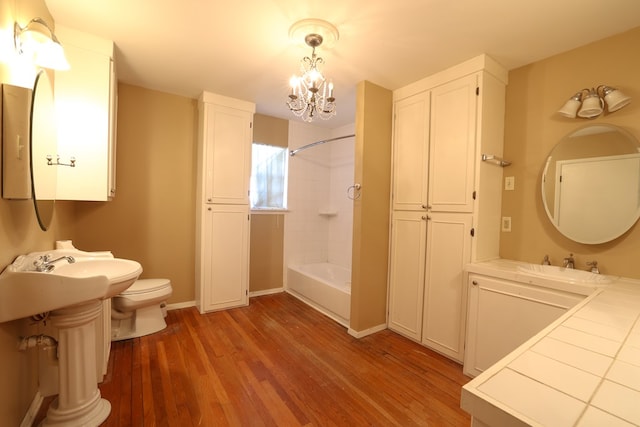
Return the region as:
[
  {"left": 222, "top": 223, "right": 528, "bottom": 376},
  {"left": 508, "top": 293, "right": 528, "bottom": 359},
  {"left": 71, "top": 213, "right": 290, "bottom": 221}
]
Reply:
[{"left": 45, "top": 0, "right": 640, "bottom": 129}]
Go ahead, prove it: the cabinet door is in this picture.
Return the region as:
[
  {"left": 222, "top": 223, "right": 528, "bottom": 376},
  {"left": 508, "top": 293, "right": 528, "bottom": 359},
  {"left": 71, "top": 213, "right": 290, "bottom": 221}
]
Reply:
[
  {"left": 392, "top": 92, "right": 430, "bottom": 211},
  {"left": 201, "top": 204, "right": 250, "bottom": 311},
  {"left": 55, "top": 42, "right": 114, "bottom": 201},
  {"left": 203, "top": 104, "right": 252, "bottom": 204},
  {"left": 463, "top": 275, "right": 584, "bottom": 377},
  {"left": 388, "top": 210, "right": 427, "bottom": 341},
  {"left": 428, "top": 74, "right": 477, "bottom": 212},
  {"left": 422, "top": 213, "right": 472, "bottom": 362}
]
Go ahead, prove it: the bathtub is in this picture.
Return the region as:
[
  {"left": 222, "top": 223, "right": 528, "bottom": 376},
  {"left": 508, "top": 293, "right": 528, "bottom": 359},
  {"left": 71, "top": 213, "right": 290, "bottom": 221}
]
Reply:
[{"left": 287, "top": 263, "right": 351, "bottom": 327}]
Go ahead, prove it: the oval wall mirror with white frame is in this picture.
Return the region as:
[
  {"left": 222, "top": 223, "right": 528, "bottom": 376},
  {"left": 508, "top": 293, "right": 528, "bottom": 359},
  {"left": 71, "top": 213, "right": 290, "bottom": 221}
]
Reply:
[{"left": 541, "top": 123, "right": 640, "bottom": 244}]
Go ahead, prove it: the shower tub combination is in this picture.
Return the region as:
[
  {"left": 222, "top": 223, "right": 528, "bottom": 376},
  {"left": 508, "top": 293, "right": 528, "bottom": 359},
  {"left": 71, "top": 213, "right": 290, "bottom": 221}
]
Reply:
[{"left": 287, "top": 263, "right": 351, "bottom": 327}]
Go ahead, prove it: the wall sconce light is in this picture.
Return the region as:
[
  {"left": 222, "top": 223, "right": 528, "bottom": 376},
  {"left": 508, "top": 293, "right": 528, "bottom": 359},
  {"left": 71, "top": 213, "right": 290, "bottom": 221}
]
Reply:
[
  {"left": 558, "top": 85, "right": 631, "bottom": 119},
  {"left": 14, "top": 18, "right": 70, "bottom": 70}
]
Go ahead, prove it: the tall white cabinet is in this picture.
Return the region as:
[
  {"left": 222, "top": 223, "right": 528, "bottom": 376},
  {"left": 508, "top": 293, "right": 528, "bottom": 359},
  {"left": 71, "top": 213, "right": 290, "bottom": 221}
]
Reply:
[
  {"left": 388, "top": 55, "right": 507, "bottom": 362},
  {"left": 195, "top": 92, "right": 255, "bottom": 313},
  {"left": 55, "top": 26, "right": 117, "bottom": 201}
]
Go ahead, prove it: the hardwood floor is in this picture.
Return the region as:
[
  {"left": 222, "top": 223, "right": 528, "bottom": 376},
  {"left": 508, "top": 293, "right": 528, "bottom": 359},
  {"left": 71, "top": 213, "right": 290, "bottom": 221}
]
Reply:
[{"left": 36, "top": 293, "right": 472, "bottom": 426}]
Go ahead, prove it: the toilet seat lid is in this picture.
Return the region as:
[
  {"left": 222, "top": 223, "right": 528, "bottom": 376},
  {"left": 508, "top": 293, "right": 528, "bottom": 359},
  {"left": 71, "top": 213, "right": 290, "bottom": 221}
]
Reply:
[{"left": 121, "top": 278, "right": 171, "bottom": 295}]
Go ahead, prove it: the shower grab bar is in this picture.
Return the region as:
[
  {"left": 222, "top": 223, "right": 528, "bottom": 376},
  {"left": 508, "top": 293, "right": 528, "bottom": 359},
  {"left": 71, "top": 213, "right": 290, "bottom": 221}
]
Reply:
[{"left": 289, "top": 134, "right": 356, "bottom": 157}]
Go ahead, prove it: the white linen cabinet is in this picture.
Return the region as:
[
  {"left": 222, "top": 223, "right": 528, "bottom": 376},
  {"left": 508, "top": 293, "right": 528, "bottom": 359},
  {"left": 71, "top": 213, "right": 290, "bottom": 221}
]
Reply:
[
  {"left": 195, "top": 92, "right": 255, "bottom": 313},
  {"left": 388, "top": 55, "right": 507, "bottom": 362}
]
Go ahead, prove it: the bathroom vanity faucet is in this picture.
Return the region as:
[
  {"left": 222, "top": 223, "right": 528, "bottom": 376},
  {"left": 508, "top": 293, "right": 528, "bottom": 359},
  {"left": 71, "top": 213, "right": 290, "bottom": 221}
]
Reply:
[
  {"left": 563, "top": 253, "right": 575, "bottom": 269},
  {"left": 587, "top": 261, "right": 600, "bottom": 274},
  {"left": 541, "top": 255, "right": 551, "bottom": 265},
  {"left": 34, "top": 255, "right": 76, "bottom": 272}
]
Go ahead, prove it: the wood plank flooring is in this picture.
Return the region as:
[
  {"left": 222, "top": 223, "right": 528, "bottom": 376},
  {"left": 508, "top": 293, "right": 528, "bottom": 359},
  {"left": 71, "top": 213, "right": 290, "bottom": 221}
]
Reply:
[{"left": 36, "top": 293, "right": 472, "bottom": 426}]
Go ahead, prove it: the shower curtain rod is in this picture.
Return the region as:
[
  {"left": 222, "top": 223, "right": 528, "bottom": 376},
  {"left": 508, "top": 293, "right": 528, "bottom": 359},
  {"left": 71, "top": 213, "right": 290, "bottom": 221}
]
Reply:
[{"left": 289, "top": 134, "right": 356, "bottom": 157}]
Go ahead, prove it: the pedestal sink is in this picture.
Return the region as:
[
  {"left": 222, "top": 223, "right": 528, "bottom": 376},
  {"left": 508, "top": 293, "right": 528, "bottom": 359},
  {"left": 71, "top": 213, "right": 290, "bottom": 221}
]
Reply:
[{"left": 0, "top": 249, "right": 142, "bottom": 426}]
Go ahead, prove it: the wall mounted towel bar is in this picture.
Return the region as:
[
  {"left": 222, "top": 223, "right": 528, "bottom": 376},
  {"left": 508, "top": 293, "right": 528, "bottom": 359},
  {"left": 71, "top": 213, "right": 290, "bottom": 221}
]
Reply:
[{"left": 481, "top": 154, "right": 511, "bottom": 167}]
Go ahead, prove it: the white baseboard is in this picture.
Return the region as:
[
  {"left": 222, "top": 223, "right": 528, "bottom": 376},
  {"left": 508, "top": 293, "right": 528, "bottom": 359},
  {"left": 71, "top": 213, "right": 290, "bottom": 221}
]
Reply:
[
  {"left": 249, "top": 288, "right": 284, "bottom": 297},
  {"left": 348, "top": 323, "right": 387, "bottom": 339},
  {"left": 165, "top": 300, "right": 196, "bottom": 311},
  {"left": 21, "top": 391, "right": 44, "bottom": 427}
]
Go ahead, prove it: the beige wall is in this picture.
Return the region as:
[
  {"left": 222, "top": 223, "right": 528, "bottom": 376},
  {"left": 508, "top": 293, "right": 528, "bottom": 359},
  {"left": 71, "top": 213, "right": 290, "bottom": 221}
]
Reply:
[
  {"left": 500, "top": 26, "right": 640, "bottom": 278},
  {"left": 0, "top": 1, "right": 77, "bottom": 425},
  {"left": 249, "top": 214, "right": 284, "bottom": 292},
  {"left": 249, "top": 114, "right": 287, "bottom": 293},
  {"left": 73, "top": 84, "right": 197, "bottom": 303},
  {"left": 253, "top": 113, "right": 288, "bottom": 148},
  {"left": 350, "top": 81, "right": 392, "bottom": 333}
]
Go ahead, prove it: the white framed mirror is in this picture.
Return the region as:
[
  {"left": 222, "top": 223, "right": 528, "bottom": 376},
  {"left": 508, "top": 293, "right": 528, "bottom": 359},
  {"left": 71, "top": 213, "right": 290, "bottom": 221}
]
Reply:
[{"left": 542, "top": 124, "right": 640, "bottom": 244}]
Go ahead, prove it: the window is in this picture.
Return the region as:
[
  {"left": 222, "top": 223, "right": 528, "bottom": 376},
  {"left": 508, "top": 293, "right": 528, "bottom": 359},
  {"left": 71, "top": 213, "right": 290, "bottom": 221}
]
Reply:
[{"left": 250, "top": 143, "right": 288, "bottom": 209}]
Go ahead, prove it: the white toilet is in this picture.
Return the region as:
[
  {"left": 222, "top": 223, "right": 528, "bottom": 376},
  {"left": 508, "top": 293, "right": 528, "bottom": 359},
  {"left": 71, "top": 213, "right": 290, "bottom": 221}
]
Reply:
[{"left": 111, "top": 278, "right": 173, "bottom": 341}]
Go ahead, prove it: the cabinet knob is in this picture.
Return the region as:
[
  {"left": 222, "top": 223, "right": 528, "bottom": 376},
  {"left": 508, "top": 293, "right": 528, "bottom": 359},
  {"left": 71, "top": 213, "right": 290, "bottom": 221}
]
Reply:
[
  {"left": 207, "top": 198, "right": 212, "bottom": 202},
  {"left": 421, "top": 216, "right": 426, "bottom": 220},
  {"left": 207, "top": 207, "right": 212, "bottom": 211},
  {"left": 472, "top": 280, "right": 478, "bottom": 286}
]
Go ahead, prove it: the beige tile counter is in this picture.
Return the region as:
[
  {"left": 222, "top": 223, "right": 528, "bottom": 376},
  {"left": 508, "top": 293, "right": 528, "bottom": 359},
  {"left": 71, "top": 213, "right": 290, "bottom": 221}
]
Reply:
[{"left": 461, "top": 260, "right": 640, "bottom": 426}]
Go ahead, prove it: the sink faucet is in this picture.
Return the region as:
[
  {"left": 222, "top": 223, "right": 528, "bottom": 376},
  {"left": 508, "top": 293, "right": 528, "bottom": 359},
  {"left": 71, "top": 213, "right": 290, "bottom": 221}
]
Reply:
[
  {"left": 563, "top": 253, "right": 575, "bottom": 269},
  {"left": 541, "top": 255, "right": 551, "bottom": 265},
  {"left": 33, "top": 255, "right": 76, "bottom": 272},
  {"left": 586, "top": 261, "right": 600, "bottom": 274}
]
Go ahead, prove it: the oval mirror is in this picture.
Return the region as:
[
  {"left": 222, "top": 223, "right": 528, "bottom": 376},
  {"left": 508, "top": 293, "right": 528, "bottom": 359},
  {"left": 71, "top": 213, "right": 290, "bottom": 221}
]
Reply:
[
  {"left": 542, "top": 124, "right": 640, "bottom": 244},
  {"left": 30, "top": 70, "right": 57, "bottom": 231}
]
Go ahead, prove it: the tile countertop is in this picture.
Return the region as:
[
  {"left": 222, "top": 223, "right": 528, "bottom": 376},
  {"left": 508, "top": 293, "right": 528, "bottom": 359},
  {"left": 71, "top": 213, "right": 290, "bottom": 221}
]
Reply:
[{"left": 461, "top": 259, "right": 640, "bottom": 427}]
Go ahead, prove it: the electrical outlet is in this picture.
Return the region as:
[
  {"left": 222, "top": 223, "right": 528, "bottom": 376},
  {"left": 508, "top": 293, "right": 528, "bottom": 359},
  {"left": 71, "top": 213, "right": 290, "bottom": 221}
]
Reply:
[
  {"left": 505, "top": 176, "right": 515, "bottom": 191},
  {"left": 501, "top": 216, "right": 512, "bottom": 232}
]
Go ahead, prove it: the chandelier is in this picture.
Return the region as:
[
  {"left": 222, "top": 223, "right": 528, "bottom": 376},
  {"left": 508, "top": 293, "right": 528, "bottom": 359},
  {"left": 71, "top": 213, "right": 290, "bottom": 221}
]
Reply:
[{"left": 287, "top": 29, "right": 337, "bottom": 122}]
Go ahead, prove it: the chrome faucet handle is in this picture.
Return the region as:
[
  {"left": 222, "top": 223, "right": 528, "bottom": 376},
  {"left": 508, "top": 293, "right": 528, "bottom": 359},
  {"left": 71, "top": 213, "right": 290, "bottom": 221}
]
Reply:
[
  {"left": 586, "top": 261, "right": 600, "bottom": 274},
  {"left": 32, "top": 255, "right": 49, "bottom": 270},
  {"left": 563, "top": 253, "right": 575, "bottom": 269},
  {"left": 542, "top": 255, "right": 551, "bottom": 265}
]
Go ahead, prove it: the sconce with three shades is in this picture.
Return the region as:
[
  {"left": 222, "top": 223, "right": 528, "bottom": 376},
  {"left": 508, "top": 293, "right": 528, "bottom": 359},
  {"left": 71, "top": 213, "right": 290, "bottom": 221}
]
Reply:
[{"left": 558, "top": 85, "right": 631, "bottom": 119}]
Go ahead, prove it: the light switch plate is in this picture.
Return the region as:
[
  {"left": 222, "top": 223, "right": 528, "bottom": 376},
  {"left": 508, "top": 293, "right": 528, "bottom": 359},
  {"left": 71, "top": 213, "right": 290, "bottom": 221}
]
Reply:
[
  {"left": 502, "top": 216, "right": 512, "bottom": 232},
  {"left": 505, "top": 176, "right": 515, "bottom": 191}
]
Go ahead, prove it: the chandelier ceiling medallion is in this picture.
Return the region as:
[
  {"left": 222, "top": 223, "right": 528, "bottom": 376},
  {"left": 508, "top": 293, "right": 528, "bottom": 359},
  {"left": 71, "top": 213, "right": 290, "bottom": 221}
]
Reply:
[{"left": 286, "top": 19, "right": 339, "bottom": 122}]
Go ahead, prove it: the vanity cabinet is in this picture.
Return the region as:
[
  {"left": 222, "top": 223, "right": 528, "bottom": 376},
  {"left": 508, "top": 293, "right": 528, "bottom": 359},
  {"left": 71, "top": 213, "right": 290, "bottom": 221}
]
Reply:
[
  {"left": 55, "top": 26, "right": 117, "bottom": 201},
  {"left": 388, "top": 55, "right": 507, "bottom": 362},
  {"left": 195, "top": 92, "right": 254, "bottom": 313},
  {"left": 463, "top": 274, "right": 584, "bottom": 378}
]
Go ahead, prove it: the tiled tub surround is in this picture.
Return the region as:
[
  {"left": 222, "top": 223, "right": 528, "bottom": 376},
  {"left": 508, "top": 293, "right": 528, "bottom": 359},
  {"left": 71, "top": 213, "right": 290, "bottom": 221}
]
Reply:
[{"left": 461, "top": 260, "right": 640, "bottom": 427}]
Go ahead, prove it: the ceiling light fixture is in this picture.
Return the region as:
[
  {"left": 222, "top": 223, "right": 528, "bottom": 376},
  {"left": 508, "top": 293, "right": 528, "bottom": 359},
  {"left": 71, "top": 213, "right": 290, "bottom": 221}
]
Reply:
[
  {"left": 287, "top": 19, "right": 339, "bottom": 122},
  {"left": 14, "top": 18, "right": 70, "bottom": 70},
  {"left": 557, "top": 85, "right": 631, "bottom": 119}
]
